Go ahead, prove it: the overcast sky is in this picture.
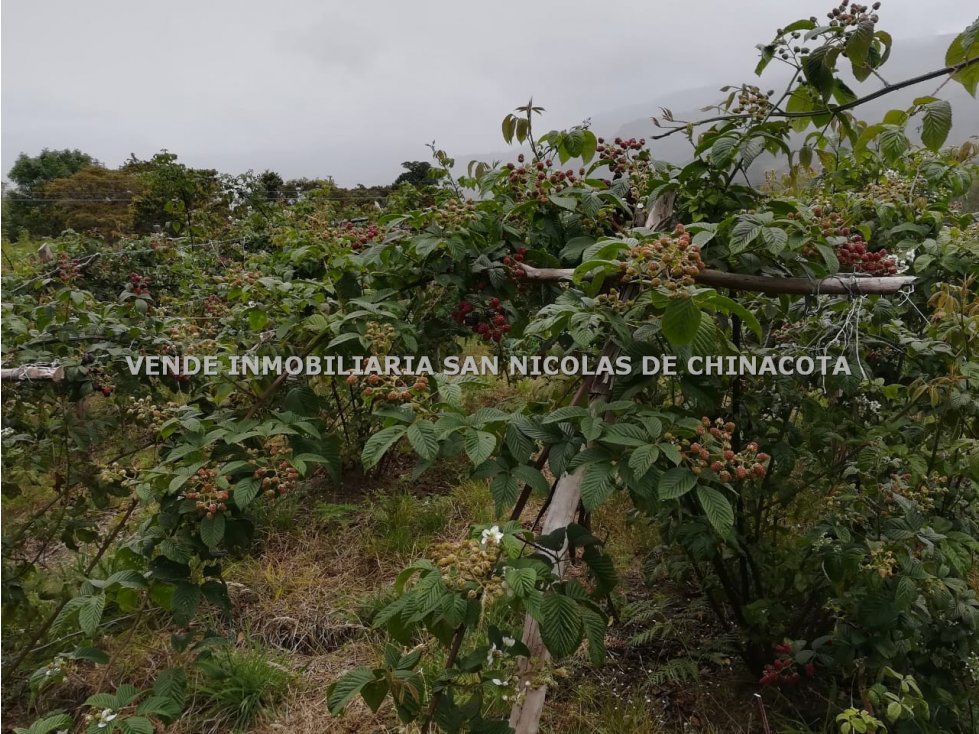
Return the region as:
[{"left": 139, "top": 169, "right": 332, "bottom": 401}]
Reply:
[{"left": 1, "top": 1, "right": 974, "bottom": 186}]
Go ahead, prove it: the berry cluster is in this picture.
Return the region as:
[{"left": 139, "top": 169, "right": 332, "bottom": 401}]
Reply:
[
  {"left": 732, "top": 85, "right": 774, "bottom": 120},
  {"left": 427, "top": 197, "right": 478, "bottom": 230},
  {"left": 124, "top": 396, "right": 177, "bottom": 432},
  {"left": 365, "top": 321, "right": 395, "bottom": 353},
  {"left": 57, "top": 253, "right": 80, "bottom": 283},
  {"left": 759, "top": 642, "right": 817, "bottom": 686},
  {"left": 350, "top": 371, "right": 429, "bottom": 405},
  {"left": 86, "top": 364, "right": 115, "bottom": 397},
  {"left": 666, "top": 417, "right": 770, "bottom": 482},
  {"left": 503, "top": 155, "right": 583, "bottom": 204},
  {"left": 838, "top": 238, "right": 898, "bottom": 275},
  {"left": 827, "top": 1, "right": 880, "bottom": 28},
  {"left": 183, "top": 467, "right": 230, "bottom": 519},
  {"left": 596, "top": 136, "right": 648, "bottom": 177},
  {"left": 595, "top": 288, "right": 630, "bottom": 314},
  {"left": 344, "top": 221, "right": 381, "bottom": 251},
  {"left": 213, "top": 269, "right": 260, "bottom": 288},
  {"left": 255, "top": 460, "right": 300, "bottom": 499},
  {"left": 620, "top": 225, "right": 705, "bottom": 291},
  {"left": 431, "top": 538, "right": 504, "bottom": 601},
  {"left": 882, "top": 472, "right": 948, "bottom": 513},
  {"left": 126, "top": 272, "right": 151, "bottom": 297},
  {"left": 451, "top": 296, "right": 513, "bottom": 343},
  {"left": 201, "top": 294, "right": 228, "bottom": 318},
  {"left": 98, "top": 461, "right": 137, "bottom": 485}
]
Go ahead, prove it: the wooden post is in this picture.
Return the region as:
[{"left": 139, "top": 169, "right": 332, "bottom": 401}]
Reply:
[
  {"left": 517, "top": 262, "right": 915, "bottom": 296},
  {"left": 1, "top": 365, "right": 65, "bottom": 382}
]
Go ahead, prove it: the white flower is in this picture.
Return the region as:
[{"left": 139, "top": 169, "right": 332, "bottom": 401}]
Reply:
[
  {"left": 502, "top": 636, "right": 516, "bottom": 647},
  {"left": 1, "top": 427, "right": 14, "bottom": 438},
  {"left": 480, "top": 525, "right": 504, "bottom": 546},
  {"left": 486, "top": 643, "right": 499, "bottom": 666},
  {"left": 492, "top": 678, "right": 505, "bottom": 686}
]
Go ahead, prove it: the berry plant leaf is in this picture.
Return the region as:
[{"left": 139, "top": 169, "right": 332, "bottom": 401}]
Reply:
[
  {"left": 696, "top": 485, "right": 735, "bottom": 536},
  {"left": 464, "top": 429, "right": 497, "bottom": 466},
  {"left": 919, "top": 99, "right": 952, "bottom": 151},
  {"left": 406, "top": 420, "right": 439, "bottom": 461},
  {"left": 327, "top": 667, "right": 380, "bottom": 715},
  {"left": 661, "top": 299, "right": 702, "bottom": 346},
  {"left": 361, "top": 425, "right": 407, "bottom": 470},
  {"left": 658, "top": 467, "right": 698, "bottom": 500},
  {"left": 538, "top": 592, "right": 583, "bottom": 660},
  {"left": 199, "top": 513, "right": 226, "bottom": 549}
]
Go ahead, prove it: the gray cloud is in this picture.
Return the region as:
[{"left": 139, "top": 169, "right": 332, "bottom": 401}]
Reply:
[{"left": 2, "top": 0, "right": 974, "bottom": 186}]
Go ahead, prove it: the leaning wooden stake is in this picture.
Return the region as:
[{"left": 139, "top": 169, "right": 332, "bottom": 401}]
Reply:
[
  {"left": 509, "top": 200, "right": 675, "bottom": 734},
  {"left": 518, "top": 263, "right": 915, "bottom": 296},
  {"left": 1, "top": 365, "right": 65, "bottom": 382}
]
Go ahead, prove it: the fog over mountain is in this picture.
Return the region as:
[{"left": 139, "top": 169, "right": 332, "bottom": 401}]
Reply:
[{"left": 465, "top": 34, "right": 978, "bottom": 175}]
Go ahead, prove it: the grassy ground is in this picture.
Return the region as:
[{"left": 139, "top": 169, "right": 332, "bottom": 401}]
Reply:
[{"left": 3, "top": 361, "right": 783, "bottom": 733}]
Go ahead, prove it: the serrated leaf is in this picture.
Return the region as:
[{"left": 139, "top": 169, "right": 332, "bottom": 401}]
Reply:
[
  {"left": 464, "top": 429, "right": 497, "bottom": 466},
  {"left": 199, "top": 513, "right": 225, "bottom": 548},
  {"left": 658, "top": 467, "right": 697, "bottom": 500},
  {"left": 121, "top": 716, "right": 154, "bottom": 734},
  {"left": 513, "top": 464, "right": 550, "bottom": 495},
  {"left": 729, "top": 217, "right": 761, "bottom": 254},
  {"left": 327, "top": 667, "right": 379, "bottom": 714},
  {"left": 233, "top": 476, "right": 261, "bottom": 509},
  {"left": 79, "top": 593, "right": 105, "bottom": 636},
  {"left": 505, "top": 567, "right": 537, "bottom": 597},
  {"left": 170, "top": 582, "right": 201, "bottom": 625},
  {"left": 362, "top": 425, "right": 407, "bottom": 470},
  {"left": 490, "top": 472, "right": 519, "bottom": 512},
  {"left": 581, "top": 462, "right": 615, "bottom": 511},
  {"left": 696, "top": 485, "right": 734, "bottom": 535},
  {"left": 629, "top": 444, "right": 660, "bottom": 479},
  {"left": 600, "top": 423, "right": 648, "bottom": 447},
  {"left": 542, "top": 406, "right": 589, "bottom": 424},
  {"left": 920, "top": 99, "right": 952, "bottom": 151},
  {"left": 538, "top": 593, "right": 583, "bottom": 659},
  {"left": 406, "top": 421, "right": 439, "bottom": 461},
  {"left": 661, "top": 299, "right": 702, "bottom": 346}
]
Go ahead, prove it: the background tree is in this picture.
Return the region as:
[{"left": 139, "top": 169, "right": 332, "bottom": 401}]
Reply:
[
  {"left": 3, "top": 148, "right": 97, "bottom": 240},
  {"left": 394, "top": 160, "right": 433, "bottom": 186}
]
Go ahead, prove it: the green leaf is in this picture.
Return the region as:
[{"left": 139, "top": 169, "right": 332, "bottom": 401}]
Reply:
[
  {"left": 233, "top": 477, "right": 261, "bottom": 509},
  {"left": 580, "top": 608, "right": 608, "bottom": 665},
  {"left": 121, "top": 716, "right": 154, "bottom": 734},
  {"left": 945, "top": 19, "right": 979, "bottom": 96},
  {"left": 464, "top": 430, "right": 497, "bottom": 466},
  {"left": 600, "top": 423, "right": 648, "bottom": 447},
  {"left": 199, "top": 513, "right": 226, "bottom": 549},
  {"left": 920, "top": 99, "right": 952, "bottom": 151},
  {"left": 661, "top": 299, "right": 702, "bottom": 346},
  {"left": 362, "top": 425, "right": 407, "bottom": 470},
  {"left": 538, "top": 593, "right": 583, "bottom": 659},
  {"left": 513, "top": 464, "right": 550, "bottom": 495},
  {"left": 327, "top": 667, "right": 379, "bottom": 714},
  {"left": 658, "top": 468, "right": 697, "bottom": 500},
  {"left": 490, "top": 472, "right": 519, "bottom": 511},
  {"left": 580, "top": 462, "right": 615, "bottom": 511},
  {"left": 802, "top": 45, "right": 837, "bottom": 99},
  {"left": 628, "top": 444, "right": 660, "bottom": 479},
  {"left": 846, "top": 18, "right": 876, "bottom": 79},
  {"left": 878, "top": 127, "right": 909, "bottom": 162},
  {"left": 710, "top": 135, "right": 739, "bottom": 168},
  {"left": 505, "top": 567, "right": 537, "bottom": 597},
  {"left": 696, "top": 485, "right": 734, "bottom": 535},
  {"left": 406, "top": 420, "right": 439, "bottom": 461},
  {"left": 760, "top": 227, "right": 788, "bottom": 255},
  {"left": 729, "top": 217, "right": 761, "bottom": 254},
  {"left": 542, "top": 406, "right": 589, "bottom": 424},
  {"left": 79, "top": 593, "right": 105, "bottom": 635},
  {"left": 170, "top": 582, "right": 201, "bottom": 625}
]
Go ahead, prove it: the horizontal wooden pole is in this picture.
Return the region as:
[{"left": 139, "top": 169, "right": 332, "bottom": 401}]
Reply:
[
  {"left": 518, "top": 263, "right": 915, "bottom": 296},
  {"left": 1, "top": 365, "right": 65, "bottom": 382}
]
